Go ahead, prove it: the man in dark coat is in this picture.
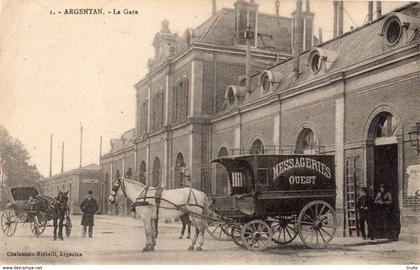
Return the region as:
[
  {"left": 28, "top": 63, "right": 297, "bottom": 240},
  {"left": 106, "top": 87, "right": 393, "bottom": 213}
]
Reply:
[
  {"left": 80, "top": 190, "right": 99, "bottom": 238},
  {"left": 374, "top": 184, "right": 393, "bottom": 239},
  {"left": 357, "top": 187, "right": 374, "bottom": 240}
]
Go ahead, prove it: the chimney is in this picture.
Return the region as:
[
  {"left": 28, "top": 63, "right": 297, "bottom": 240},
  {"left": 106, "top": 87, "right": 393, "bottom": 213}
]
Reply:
[
  {"left": 292, "top": 0, "right": 303, "bottom": 81},
  {"left": 368, "top": 1, "right": 373, "bottom": 23},
  {"left": 376, "top": 1, "right": 382, "bottom": 19},
  {"left": 337, "top": 1, "right": 344, "bottom": 36},
  {"left": 212, "top": 0, "right": 217, "bottom": 16},
  {"left": 302, "top": 0, "right": 314, "bottom": 51},
  {"left": 318, "top": 28, "right": 323, "bottom": 44},
  {"left": 234, "top": 0, "right": 258, "bottom": 45},
  {"left": 333, "top": 1, "right": 338, "bottom": 38},
  {"left": 275, "top": 0, "right": 280, "bottom": 16}
]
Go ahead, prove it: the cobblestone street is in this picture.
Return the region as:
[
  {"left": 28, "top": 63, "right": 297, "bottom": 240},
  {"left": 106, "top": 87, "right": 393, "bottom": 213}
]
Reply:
[{"left": 1, "top": 214, "right": 419, "bottom": 265}]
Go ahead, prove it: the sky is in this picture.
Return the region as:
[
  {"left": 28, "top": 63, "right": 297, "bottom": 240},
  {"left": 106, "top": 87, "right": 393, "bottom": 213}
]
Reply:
[{"left": 0, "top": 0, "right": 409, "bottom": 177}]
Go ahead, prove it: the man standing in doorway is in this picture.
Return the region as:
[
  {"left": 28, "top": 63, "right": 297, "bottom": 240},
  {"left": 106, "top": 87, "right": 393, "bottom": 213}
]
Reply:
[
  {"left": 374, "top": 184, "right": 393, "bottom": 239},
  {"left": 80, "top": 190, "right": 99, "bottom": 238},
  {"left": 357, "top": 187, "right": 374, "bottom": 240}
]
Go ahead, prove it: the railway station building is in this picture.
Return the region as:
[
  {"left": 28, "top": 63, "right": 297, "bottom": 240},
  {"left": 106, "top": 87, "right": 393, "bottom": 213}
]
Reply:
[{"left": 101, "top": 1, "right": 420, "bottom": 242}]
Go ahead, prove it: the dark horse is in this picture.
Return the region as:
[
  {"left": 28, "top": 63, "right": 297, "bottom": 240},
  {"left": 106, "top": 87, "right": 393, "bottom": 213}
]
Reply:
[
  {"left": 52, "top": 191, "right": 69, "bottom": 240},
  {"left": 34, "top": 191, "right": 69, "bottom": 240}
]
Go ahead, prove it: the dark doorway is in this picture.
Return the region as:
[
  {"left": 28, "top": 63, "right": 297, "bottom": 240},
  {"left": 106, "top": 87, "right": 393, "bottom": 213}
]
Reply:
[{"left": 374, "top": 144, "right": 400, "bottom": 239}]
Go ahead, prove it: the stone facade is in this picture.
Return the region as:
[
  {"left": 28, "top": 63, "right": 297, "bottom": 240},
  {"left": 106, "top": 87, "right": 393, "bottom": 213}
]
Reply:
[{"left": 101, "top": 1, "right": 420, "bottom": 242}]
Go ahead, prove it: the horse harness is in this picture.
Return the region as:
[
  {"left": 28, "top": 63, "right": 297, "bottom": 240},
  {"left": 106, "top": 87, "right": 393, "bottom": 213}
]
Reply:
[{"left": 132, "top": 185, "right": 205, "bottom": 220}]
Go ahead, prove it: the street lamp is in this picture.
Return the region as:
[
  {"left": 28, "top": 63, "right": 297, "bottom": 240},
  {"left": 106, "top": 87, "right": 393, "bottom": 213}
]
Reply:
[{"left": 408, "top": 122, "right": 420, "bottom": 155}]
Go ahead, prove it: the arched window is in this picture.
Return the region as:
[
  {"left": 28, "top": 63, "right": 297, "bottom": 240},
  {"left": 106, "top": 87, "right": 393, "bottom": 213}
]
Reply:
[
  {"left": 125, "top": 168, "right": 133, "bottom": 179},
  {"left": 296, "top": 128, "right": 317, "bottom": 154},
  {"left": 175, "top": 153, "right": 185, "bottom": 188},
  {"left": 250, "top": 139, "right": 265, "bottom": 154},
  {"left": 152, "top": 158, "right": 161, "bottom": 187},
  {"left": 216, "top": 147, "right": 229, "bottom": 195},
  {"left": 139, "top": 161, "right": 146, "bottom": 184},
  {"left": 375, "top": 112, "right": 397, "bottom": 138},
  {"left": 173, "top": 78, "right": 189, "bottom": 124}
]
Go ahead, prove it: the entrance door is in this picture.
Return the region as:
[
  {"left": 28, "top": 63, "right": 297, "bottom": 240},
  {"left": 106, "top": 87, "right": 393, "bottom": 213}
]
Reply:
[{"left": 374, "top": 144, "right": 400, "bottom": 238}]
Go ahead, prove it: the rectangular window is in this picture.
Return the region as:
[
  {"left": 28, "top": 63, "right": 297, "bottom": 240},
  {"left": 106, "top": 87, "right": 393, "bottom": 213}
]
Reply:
[{"left": 256, "top": 169, "right": 269, "bottom": 185}]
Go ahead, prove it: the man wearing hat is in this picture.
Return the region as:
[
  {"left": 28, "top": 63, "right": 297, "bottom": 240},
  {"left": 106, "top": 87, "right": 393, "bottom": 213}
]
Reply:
[
  {"left": 80, "top": 190, "right": 99, "bottom": 238},
  {"left": 374, "top": 184, "right": 393, "bottom": 239},
  {"left": 357, "top": 187, "right": 374, "bottom": 240}
]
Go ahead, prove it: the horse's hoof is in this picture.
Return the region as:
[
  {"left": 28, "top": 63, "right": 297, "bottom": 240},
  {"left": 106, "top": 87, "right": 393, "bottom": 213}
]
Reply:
[
  {"left": 187, "top": 245, "right": 194, "bottom": 251},
  {"left": 187, "top": 236, "right": 190, "bottom": 239},
  {"left": 179, "top": 236, "right": 183, "bottom": 239},
  {"left": 195, "top": 247, "right": 203, "bottom": 252}
]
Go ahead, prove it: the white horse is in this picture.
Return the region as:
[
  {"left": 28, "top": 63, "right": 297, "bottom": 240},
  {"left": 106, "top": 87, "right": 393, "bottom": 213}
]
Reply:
[{"left": 108, "top": 177, "right": 210, "bottom": 252}]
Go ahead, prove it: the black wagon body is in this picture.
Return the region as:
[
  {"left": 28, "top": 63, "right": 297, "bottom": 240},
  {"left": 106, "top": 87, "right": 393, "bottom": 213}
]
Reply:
[{"left": 207, "top": 153, "right": 337, "bottom": 251}]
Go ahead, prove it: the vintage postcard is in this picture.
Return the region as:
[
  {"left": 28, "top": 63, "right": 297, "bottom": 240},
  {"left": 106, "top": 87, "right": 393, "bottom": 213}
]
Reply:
[{"left": 0, "top": 0, "right": 419, "bottom": 267}]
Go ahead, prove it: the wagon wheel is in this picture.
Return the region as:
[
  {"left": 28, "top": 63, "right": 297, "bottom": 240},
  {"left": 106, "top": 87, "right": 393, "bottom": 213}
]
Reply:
[
  {"left": 230, "top": 224, "right": 244, "bottom": 247},
  {"left": 30, "top": 215, "right": 41, "bottom": 237},
  {"left": 297, "top": 200, "right": 336, "bottom": 249},
  {"left": 241, "top": 219, "right": 273, "bottom": 251},
  {"left": 65, "top": 216, "right": 72, "bottom": 237},
  {"left": 31, "top": 216, "right": 47, "bottom": 237},
  {"left": 269, "top": 215, "right": 298, "bottom": 244},
  {"left": 206, "top": 219, "right": 231, "bottom": 241},
  {"left": 1, "top": 210, "right": 18, "bottom": 237}
]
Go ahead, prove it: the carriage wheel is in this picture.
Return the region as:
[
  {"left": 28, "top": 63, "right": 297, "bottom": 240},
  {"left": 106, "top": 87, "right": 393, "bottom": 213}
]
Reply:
[
  {"left": 297, "top": 200, "right": 336, "bottom": 249},
  {"left": 1, "top": 210, "right": 18, "bottom": 237},
  {"left": 241, "top": 219, "right": 273, "bottom": 251},
  {"left": 206, "top": 220, "right": 231, "bottom": 241},
  {"left": 65, "top": 216, "right": 72, "bottom": 237},
  {"left": 230, "top": 224, "right": 244, "bottom": 247},
  {"left": 31, "top": 216, "right": 46, "bottom": 236},
  {"left": 269, "top": 215, "right": 298, "bottom": 244},
  {"left": 30, "top": 216, "right": 41, "bottom": 237}
]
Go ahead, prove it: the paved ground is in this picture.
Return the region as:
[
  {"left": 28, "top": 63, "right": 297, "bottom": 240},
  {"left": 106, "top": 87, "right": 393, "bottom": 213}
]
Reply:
[{"left": 0, "top": 214, "right": 419, "bottom": 265}]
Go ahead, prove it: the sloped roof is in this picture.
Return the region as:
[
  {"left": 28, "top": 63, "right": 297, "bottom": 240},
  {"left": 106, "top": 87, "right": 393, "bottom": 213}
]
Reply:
[
  {"left": 241, "top": 2, "right": 420, "bottom": 102},
  {"left": 194, "top": 8, "right": 292, "bottom": 53},
  {"left": 40, "top": 164, "right": 101, "bottom": 182}
]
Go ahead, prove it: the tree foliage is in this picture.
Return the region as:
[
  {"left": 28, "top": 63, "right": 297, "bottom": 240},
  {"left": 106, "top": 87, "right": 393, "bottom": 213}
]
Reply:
[{"left": 0, "top": 125, "right": 42, "bottom": 187}]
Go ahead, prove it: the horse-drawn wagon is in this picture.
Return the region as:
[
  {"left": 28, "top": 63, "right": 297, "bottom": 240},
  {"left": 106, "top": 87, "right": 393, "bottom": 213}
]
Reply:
[
  {"left": 207, "top": 150, "right": 337, "bottom": 251},
  {"left": 1, "top": 185, "right": 71, "bottom": 238}
]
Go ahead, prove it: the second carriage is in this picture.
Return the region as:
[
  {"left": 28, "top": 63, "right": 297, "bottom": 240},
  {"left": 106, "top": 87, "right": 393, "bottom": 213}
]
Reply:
[
  {"left": 206, "top": 149, "right": 337, "bottom": 251},
  {"left": 1, "top": 185, "right": 72, "bottom": 238}
]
